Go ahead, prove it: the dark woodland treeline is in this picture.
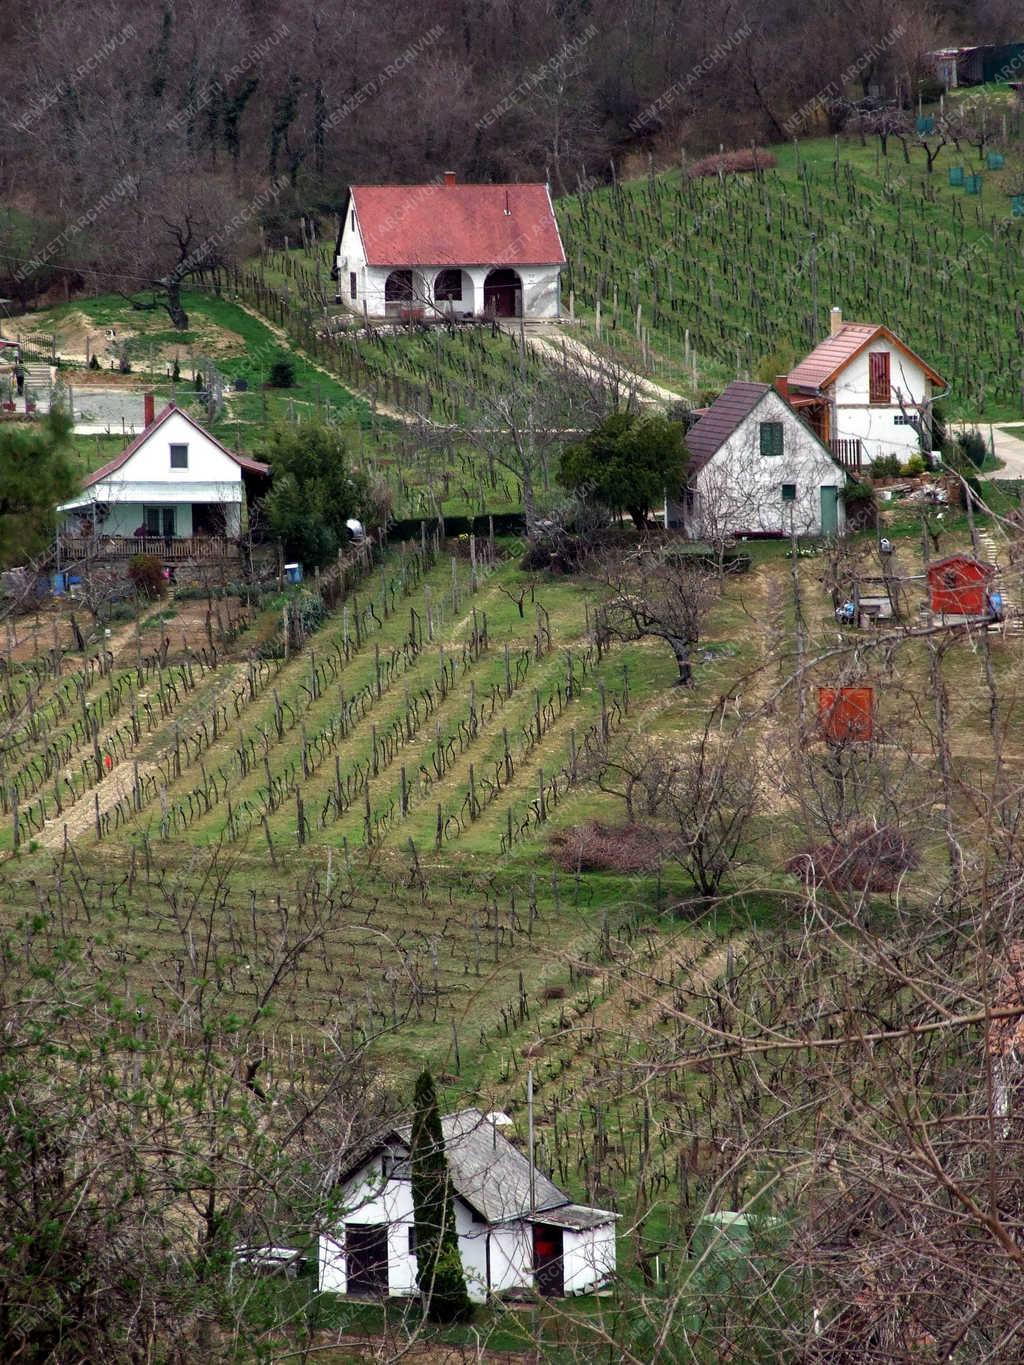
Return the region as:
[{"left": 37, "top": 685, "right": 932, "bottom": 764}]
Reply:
[{"left": 0, "top": 0, "right": 1018, "bottom": 308}]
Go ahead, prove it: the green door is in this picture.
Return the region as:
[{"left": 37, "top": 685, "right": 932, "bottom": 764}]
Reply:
[{"left": 819, "top": 486, "right": 839, "bottom": 537}]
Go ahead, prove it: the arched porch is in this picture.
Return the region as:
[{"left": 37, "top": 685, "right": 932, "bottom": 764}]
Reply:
[{"left": 483, "top": 268, "right": 522, "bottom": 318}]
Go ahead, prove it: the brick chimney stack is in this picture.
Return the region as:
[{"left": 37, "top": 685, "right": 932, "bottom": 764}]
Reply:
[
  {"left": 144, "top": 392, "right": 155, "bottom": 427},
  {"left": 443, "top": 171, "right": 456, "bottom": 187},
  {"left": 774, "top": 375, "right": 790, "bottom": 401},
  {"left": 829, "top": 306, "right": 843, "bottom": 336}
]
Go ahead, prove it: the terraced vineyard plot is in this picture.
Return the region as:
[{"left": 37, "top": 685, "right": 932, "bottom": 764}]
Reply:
[{"left": 558, "top": 143, "right": 1024, "bottom": 418}]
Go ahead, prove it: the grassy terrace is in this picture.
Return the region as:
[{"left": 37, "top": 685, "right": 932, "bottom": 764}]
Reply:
[{"left": 556, "top": 131, "right": 1024, "bottom": 420}]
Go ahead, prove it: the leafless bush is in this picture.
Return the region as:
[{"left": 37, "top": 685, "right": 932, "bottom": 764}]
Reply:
[
  {"left": 687, "top": 148, "right": 776, "bottom": 177},
  {"left": 549, "top": 820, "right": 664, "bottom": 873},
  {"left": 785, "top": 821, "right": 920, "bottom": 893}
]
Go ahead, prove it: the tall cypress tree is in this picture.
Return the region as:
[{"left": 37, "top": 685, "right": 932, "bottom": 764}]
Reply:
[{"left": 409, "top": 1069, "right": 473, "bottom": 1324}]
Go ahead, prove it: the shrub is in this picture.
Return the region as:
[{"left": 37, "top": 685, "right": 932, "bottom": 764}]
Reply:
[
  {"left": 841, "top": 478, "right": 877, "bottom": 531},
  {"left": 687, "top": 149, "right": 776, "bottom": 178},
  {"left": 171, "top": 358, "right": 180, "bottom": 382},
  {"left": 955, "top": 428, "right": 988, "bottom": 469},
  {"left": 871, "top": 454, "right": 902, "bottom": 478},
  {"left": 549, "top": 822, "right": 664, "bottom": 873},
  {"left": 127, "top": 553, "right": 166, "bottom": 599},
  {"left": 785, "top": 822, "right": 919, "bottom": 893},
  {"left": 267, "top": 356, "right": 295, "bottom": 388},
  {"left": 88, "top": 354, "right": 100, "bottom": 370},
  {"left": 901, "top": 454, "right": 926, "bottom": 477}
]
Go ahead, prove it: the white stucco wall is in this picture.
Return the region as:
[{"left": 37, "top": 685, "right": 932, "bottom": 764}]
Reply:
[
  {"left": 829, "top": 340, "right": 934, "bottom": 463},
  {"left": 337, "top": 252, "right": 561, "bottom": 320},
  {"left": 562, "top": 1224, "right": 617, "bottom": 1294},
  {"left": 103, "top": 411, "right": 245, "bottom": 487},
  {"left": 671, "top": 390, "right": 846, "bottom": 538},
  {"left": 318, "top": 1160, "right": 536, "bottom": 1303}
]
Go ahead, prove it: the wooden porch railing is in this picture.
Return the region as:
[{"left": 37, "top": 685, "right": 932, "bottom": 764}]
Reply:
[
  {"left": 59, "top": 535, "right": 239, "bottom": 562},
  {"left": 829, "top": 438, "right": 863, "bottom": 474}
]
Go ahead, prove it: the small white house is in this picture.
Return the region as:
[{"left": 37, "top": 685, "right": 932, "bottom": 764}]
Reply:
[
  {"left": 783, "top": 308, "right": 946, "bottom": 467},
  {"left": 57, "top": 400, "right": 269, "bottom": 545},
  {"left": 319, "top": 1108, "right": 616, "bottom": 1302},
  {"left": 666, "top": 381, "right": 847, "bottom": 538},
  {"left": 333, "top": 174, "right": 565, "bottom": 321}
]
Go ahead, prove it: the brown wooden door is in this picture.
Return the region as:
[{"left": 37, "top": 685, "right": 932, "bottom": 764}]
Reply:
[
  {"left": 532, "top": 1224, "right": 564, "bottom": 1297},
  {"left": 346, "top": 1223, "right": 389, "bottom": 1297}
]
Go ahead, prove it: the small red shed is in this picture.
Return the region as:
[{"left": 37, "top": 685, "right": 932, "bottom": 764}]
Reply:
[
  {"left": 818, "top": 686, "right": 874, "bottom": 743},
  {"left": 927, "top": 554, "right": 996, "bottom": 617}
]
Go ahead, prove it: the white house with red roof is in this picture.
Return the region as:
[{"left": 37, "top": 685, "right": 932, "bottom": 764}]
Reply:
[
  {"left": 780, "top": 308, "right": 946, "bottom": 469},
  {"left": 58, "top": 399, "right": 269, "bottom": 546},
  {"left": 333, "top": 174, "right": 565, "bottom": 321}
]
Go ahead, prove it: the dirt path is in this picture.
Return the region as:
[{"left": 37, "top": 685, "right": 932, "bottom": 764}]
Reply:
[
  {"left": 950, "top": 423, "right": 1024, "bottom": 479},
  {"left": 510, "top": 326, "right": 681, "bottom": 408}
]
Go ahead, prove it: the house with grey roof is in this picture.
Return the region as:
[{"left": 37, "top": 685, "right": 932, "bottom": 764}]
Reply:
[
  {"left": 318, "top": 1107, "right": 617, "bottom": 1301},
  {"left": 666, "top": 380, "right": 848, "bottom": 540}
]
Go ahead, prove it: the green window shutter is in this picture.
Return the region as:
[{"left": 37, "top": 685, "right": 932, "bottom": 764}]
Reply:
[
  {"left": 760, "top": 421, "right": 783, "bottom": 457},
  {"left": 781, "top": 484, "right": 797, "bottom": 502}
]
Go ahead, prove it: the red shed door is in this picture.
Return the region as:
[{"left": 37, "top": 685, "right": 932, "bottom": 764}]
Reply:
[{"left": 818, "top": 686, "right": 874, "bottom": 743}]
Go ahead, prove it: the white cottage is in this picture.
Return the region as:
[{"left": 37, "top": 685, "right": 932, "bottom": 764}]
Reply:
[
  {"left": 666, "top": 381, "right": 847, "bottom": 538},
  {"left": 319, "top": 1108, "right": 616, "bottom": 1302},
  {"left": 57, "top": 400, "right": 269, "bottom": 553},
  {"left": 333, "top": 174, "right": 565, "bottom": 321},
  {"left": 783, "top": 308, "right": 946, "bottom": 468}
]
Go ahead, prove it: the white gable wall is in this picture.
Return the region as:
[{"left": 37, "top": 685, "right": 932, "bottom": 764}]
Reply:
[
  {"left": 563, "top": 1224, "right": 616, "bottom": 1295},
  {"left": 684, "top": 391, "right": 846, "bottom": 538},
  {"left": 828, "top": 339, "right": 934, "bottom": 463},
  {"left": 318, "top": 1158, "right": 534, "bottom": 1303},
  {"left": 318, "top": 1158, "right": 607, "bottom": 1303},
  {"left": 106, "top": 411, "right": 244, "bottom": 487}
]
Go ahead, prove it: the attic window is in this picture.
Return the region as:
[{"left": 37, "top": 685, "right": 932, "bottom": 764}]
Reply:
[
  {"left": 759, "top": 421, "right": 783, "bottom": 457},
  {"left": 781, "top": 483, "right": 797, "bottom": 502},
  {"left": 869, "top": 352, "right": 891, "bottom": 404},
  {"left": 350, "top": 209, "right": 355, "bottom": 231},
  {"left": 170, "top": 444, "right": 188, "bottom": 469}
]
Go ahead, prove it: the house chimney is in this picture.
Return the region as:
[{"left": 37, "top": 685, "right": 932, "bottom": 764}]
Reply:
[
  {"left": 144, "top": 392, "right": 155, "bottom": 427},
  {"left": 829, "top": 306, "right": 843, "bottom": 336},
  {"left": 774, "top": 375, "right": 790, "bottom": 401},
  {"left": 443, "top": 171, "right": 456, "bottom": 187}
]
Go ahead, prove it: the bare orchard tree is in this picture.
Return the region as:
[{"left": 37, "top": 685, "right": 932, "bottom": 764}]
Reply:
[
  {"left": 595, "top": 542, "right": 721, "bottom": 684},
  {"left": 454, "top": 351, "right": 626, "bottom": 537},
  {"left": 586, "top": 721, "right": 759, "bottom": 897}
]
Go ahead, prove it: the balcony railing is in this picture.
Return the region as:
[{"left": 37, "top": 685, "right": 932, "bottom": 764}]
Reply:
[
  {"left": 829, "top": 438, "right": 863, "bottom": 473},
  {"left": 59, "top": 535, "right": 239, "bottom": 562}
]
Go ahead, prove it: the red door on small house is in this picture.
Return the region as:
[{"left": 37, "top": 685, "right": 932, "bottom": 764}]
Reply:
[{"left": 532, "top": 1224, "right": 565, "bottom": 1297}]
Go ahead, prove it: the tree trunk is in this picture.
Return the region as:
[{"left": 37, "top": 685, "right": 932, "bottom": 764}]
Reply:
[
  {"left": 668, "top": 634, "right": 693, "bottom": 685},
  {"left": 163, "top": 277, "right": 189, "bottom": 330}
]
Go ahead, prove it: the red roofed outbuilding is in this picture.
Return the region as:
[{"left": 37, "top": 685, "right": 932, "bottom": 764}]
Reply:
[
  {"left": 926, "top": 553, "right": 996, "bottom": 618},
  {"left": 333, "top": 174, "right": 565, "bottom": 321}
]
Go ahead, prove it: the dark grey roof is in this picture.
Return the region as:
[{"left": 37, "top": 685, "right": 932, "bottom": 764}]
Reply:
[
  {"left": 535, "top": 1202, "right": 617, "bottom": 1230},
  {"left": 394, "top": 1107, "right": 569, "bottom": 1223},
  {"left": 684, "top": 381, "right": 772, "bottom": 473}
]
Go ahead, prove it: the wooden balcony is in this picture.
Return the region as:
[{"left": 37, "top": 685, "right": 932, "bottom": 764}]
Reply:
[
  {"left": 59, "top": 535, "right": 239, "bottom": 563},
  {"left": 829, "top": 438, "right": 863, "bottom": 474}
]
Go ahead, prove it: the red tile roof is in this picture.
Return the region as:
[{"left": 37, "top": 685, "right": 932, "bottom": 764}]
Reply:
[
  {"left": 684, "top": 381, "right": 773, "bottom": 472},
  {"left": 350, "top": 182, "right": 566, "bottom": 267},
  {"left": 787, "top": 323, "right": 945, "bottom": 392},
  {"left": 80, "top": 403, "right": 268, "bottom": 489}
]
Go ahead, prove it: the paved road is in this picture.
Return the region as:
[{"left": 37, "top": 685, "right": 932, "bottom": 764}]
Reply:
[{"left": 951, "top": 423, "right": 1024, "bottom": 479}]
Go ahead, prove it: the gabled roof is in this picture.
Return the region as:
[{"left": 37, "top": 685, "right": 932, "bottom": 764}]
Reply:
[
  {"left": 353, "top": 1107, "right": 615, "bottom": 1227},
  {"left": 787, "top": 323, "right": 945, "bottom": 392},
  {"left": 926, "top": 552, "right": 996, "bottom": 578},
  {"left": 348, "top": 183, "right": 566, "bottom": 268},
  {"left": 79, "top": 403, "right": 269, "bottom": 490},
  {"left": 684, "top": 381, "right": 773, "bottom": 473}
]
